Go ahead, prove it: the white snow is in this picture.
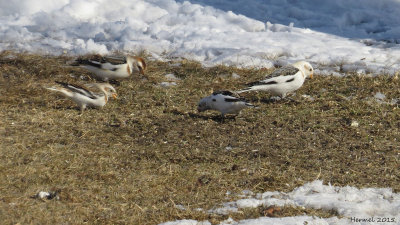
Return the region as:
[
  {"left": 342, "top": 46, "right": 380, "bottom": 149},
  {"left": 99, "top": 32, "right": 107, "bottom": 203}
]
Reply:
[
  {"left": 366, "top": 92, "right": 400, "bottom": 105},
  {"left": 177, "top": 0, "right": 400, "bottom": 42},
  {"left": 1, "top": 0, "right": 400, "bottom": 74},
  {"left": 159, "top": 220, "right": 211, "bottom": 225},
  {"left": 219, "top": 216, "right": 346, "bottom": 225},
  {"left": 374, "top": 92, "right": 386, "bottom": 101},
  {"left": 164, "top": 73, "right": 181, "bottom": 81},
  {"left": 159, "top": 81, "right": 177, "bottom": 87},
  {"left": 163, "top": 180, "right": 400, "bottom": 225},
  {"left": 231, "top": 73, "right": 240, "bottom": 79}
]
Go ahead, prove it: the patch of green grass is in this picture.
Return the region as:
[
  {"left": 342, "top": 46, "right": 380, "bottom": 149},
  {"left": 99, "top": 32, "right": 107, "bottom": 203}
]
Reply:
[{"left": 0, "top": 51, "right": 399, "bottom": 224}]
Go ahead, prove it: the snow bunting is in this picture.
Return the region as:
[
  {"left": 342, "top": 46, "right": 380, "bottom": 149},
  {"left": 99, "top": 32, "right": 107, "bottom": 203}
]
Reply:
[
  {"left": 237, "top": 61, "right": 313, "bottom": 98},
  {"left": 46, "top": 81, "right": 117, "bottom": 111},
  {"left": 198, "top": 90, "right": 255, "bottom": 116},
  {"left": 74, "top": 55, "right": 146, "bottom": 81}
]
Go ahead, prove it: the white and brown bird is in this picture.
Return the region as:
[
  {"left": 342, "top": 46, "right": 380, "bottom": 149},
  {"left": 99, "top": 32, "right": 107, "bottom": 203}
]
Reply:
[
  {"left": 46, "top": 81, "right": 117, "bottom": 111},
  {"left": 74, "top": 55, "right": 146, "bottom": 81},
  {"left": 236, "top": 61, "right": 313, "bottom": 98},
  {"left": 198, "top": 90, "right": 255, "bottom": 116}
]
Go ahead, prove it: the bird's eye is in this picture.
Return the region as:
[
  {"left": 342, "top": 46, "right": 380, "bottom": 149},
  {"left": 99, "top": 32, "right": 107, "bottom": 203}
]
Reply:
[{"left": 309, "top": 68, "right": 312, "bottom": 71}]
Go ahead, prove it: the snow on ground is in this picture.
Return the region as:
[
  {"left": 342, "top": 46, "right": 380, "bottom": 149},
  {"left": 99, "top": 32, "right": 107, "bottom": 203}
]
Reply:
[
  {"left": 0, "top": 0, "right": 400, "bottom": 74},
  {"left": 160, "top": 180, "right": 400, "bottom": 225},
  {"left": 176, "top": 0, "right": 400, "bottom": 42}
]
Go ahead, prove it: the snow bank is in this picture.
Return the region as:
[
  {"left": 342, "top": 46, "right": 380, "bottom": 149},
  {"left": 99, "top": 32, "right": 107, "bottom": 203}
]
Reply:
[
  {"left": 0, "top": 0, "right": 400, "bottom": 74},
  {"left": 161, "top": 180, "right": 400, "bottom": 225},
  {"left": 177, "top": 0, "right": 400, "bottom": 42}
]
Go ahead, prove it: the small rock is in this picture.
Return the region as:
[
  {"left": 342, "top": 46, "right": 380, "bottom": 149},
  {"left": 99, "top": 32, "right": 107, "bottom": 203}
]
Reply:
[
  {"left": 351, "top": 120, "right": 359, "bottom": 127},
  {"left": 302, "top": 94, "right": 315, "bottom": 101},
  {"left": 169, "top": 63, "right": 181, "bottom": 67},
  {"left": 32, "top": 191, "right": 59, "bottom": 200},
  {"left": 164, "top": 73, "right": 180, "bottom": 81},
  {"left": 238, "top": 190, "right": 253, "bottom": 197},
  {"left": 175, "top": 204, "right": 186, "bottom": 210},
  {"left": 3, "top": 54, "right": 17, "bottom": 59},
  {"left": 231, "top": 73, "right": 240, "bottom": 79},
  {"left": 270, "top": 96, "right": 282, "bottom": 101},
  {"left": 220, "top": 217, "right": 236, "bottom": 224},
  {"left": 374, "top": 92, "right": 385, "bottom": 101},
  {"left": 390, "top": 98, "right": 399, "bottom": 105},
  {"left": 159, "top": 82, "right": 177, "bottom": 87}
]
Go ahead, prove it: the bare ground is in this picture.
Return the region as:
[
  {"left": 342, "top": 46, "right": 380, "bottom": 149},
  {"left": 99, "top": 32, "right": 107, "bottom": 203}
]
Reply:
[{"left": 0, "top": 52, "right": 399, "bottom": 224}]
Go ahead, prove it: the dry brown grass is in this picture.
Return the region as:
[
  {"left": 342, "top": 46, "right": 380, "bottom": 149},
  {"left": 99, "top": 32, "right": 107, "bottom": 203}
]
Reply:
[{"left": 0, "top": 51, "right": 399, "bottom": 224}]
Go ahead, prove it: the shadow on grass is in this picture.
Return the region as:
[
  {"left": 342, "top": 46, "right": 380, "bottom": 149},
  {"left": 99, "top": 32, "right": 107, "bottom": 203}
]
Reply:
[
  {"left": 168, "top": 109, "right": 237, "bottom": 123},
  {"left": 247, "top": 96, "right": 301, "bottom": 105},
  {"left": 51, "top": 105, "right": 78, "bottom": 111}
]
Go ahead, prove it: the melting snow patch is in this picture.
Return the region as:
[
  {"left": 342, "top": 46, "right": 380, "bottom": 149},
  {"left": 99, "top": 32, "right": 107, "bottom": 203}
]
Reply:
[
  {"left": 1, "top": 0, "right": 400, "bottom": 74},
  {"left": 390, "top": 99, "right": 400, "bottom": 105},
  {"left": 209, "top": 202, "right": 239, "bottom": 215},
  {"left": 164, "top": 73, "right": 181, "bottom": 81},
  {"left": 159, "top": 82, "right": 177, "bottom": 87},
  {"left": 231, "top": 73, "right": 240, "bottom": 79},
  {"left": 366, "top": 92, "right": 389, "bottom": 105},
  {"left": 239, "top": 190, "right": 254, "bottom": 198},
  {"left": 374, "top": 92, "right": 386, "bottom": 101},
  {"left": 161, "top": 180, "right": 400, "bottom": 225},
  {"left": 175, "top": 204, "right": 186, "bottom": 210},
  {"left": 301, "top": 94, "right": 315, "bottom": 101},
  {"left": 159, "top": 220, "right": 211, "bottom": 225}
]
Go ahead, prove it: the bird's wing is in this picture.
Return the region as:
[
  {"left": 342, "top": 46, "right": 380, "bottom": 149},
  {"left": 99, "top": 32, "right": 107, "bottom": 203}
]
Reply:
[
  {"left": 55, "top": 81, "right": 97, "bottom": 99},
  {"left": 102, "top": 55, "right": 127, "bottom": 65},
  {"left": 212, "top": 90, "right": 237, "bottom": 97},
  {"left": 213, "top": 90, "right": 248, "bottom": 103},
  {"left": 246, "top": 79, "right": 279, "bottom": 87},
  {"left": 221, "top": 93, "right": 255, "bottom": 108},
  {"left": 223, "top": 96, "right": 244, "bottom": 102},
  {"left": 265, "top": 64, "right": 300, "bottom": 79},
  {"left": 99, "top": 62, "right": 124, "bottom": 71},
  {"left": 75, "top": 58, "right": 102, "bottom": 68},
  {"left": 75, "top": 55, "right": 127, "bottom": 68}
]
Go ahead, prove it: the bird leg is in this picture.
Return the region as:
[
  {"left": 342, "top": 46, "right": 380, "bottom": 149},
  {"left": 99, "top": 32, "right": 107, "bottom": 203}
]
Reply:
[{"left": 79, "top": 104, "right": 86, "bottom": 114}]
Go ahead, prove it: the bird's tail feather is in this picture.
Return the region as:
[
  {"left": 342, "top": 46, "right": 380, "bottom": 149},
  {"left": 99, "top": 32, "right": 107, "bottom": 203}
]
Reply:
[
  {"left": 235, "top": 88, "right": 251, "bottom": 94},
  {"left": 245, "top": 102, "right": 258, "bottom": 108},
  {"left": 45, "top": 86, "right": 73, "bottom": 97},
  {"left": 45, "top": 87, "right": 59, "bottom": 92}
]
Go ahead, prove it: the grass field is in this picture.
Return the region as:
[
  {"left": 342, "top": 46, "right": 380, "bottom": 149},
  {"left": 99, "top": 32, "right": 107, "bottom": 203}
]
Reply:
[{"left": 0, "top": 51, "right": 399, "bottom": 224}]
